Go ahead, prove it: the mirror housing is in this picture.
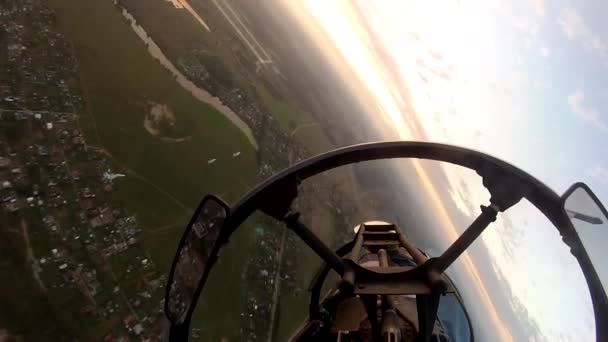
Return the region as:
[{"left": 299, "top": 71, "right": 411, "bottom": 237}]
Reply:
[
  {"left": 164, "top": 194, "right": 230, "bottom": 327},
  {"left": 562, "top": 183, "right": 608, "bottom": 286},
  {"left": 561, "top": 183, "right": 608, "bottom": 340}
]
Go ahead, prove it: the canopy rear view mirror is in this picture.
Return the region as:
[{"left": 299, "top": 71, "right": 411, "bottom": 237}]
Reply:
[
  {"left": 562, "top": 183, "right": 608, "bottom": 293},
  {"left": 165, "top": 195, "right": 229, "bottom": 324}
]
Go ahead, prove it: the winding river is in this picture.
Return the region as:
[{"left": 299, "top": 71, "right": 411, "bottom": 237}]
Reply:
[{"left": 121, "top": 8, "right": 259, "bottom": 150}]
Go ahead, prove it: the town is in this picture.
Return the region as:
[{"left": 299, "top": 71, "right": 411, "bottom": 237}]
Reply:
[{"left": 0, "top": 1, "right": 167, "bottom": 340}]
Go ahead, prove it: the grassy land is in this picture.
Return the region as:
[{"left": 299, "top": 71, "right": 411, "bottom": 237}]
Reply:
[
  {"left": 35, "top": 0, "right": 336, "bottom": 340},
  {"left": 254, "top": 83, "right": 300, "bottom": 132},
  {"left": 121, "top": 0, "right": 334, "bottom": 156},
  {"left": 119, "top": 0, "right": 251, "bottom": 87},
  {"left": 111, "top": 175, "right": 189, "bottom": 229},
  {"left": 189, "top": 218, "right": 259, "bottom": 340},
  {"left": 47, "top": 0, "right": 258, "bottom": 208},
  {"left": 293, "top": 124, "right": 334, "bottom": 156},
  {"left": 0, "top": 214, "right": 69, "bottom": 341},
  {"left": 275, "top": 246, "right": 323, "bottom": 342},
  {"left": 46, "top": 0, "right": 259, "bottom": 269},
  {"left": 41, "top": 0, "right": 260, "bottom": 338},
  {"left": 253, "top": 82, "right": 333, "bottom": 155}
]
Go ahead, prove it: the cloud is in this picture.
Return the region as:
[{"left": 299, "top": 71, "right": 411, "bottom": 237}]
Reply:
[
  {"left": 449, "top": 175, "right": 477, "bottom": 218},
  {"left": 473, "top": 128, "right": 482, "bottom": 140},
  {"left": 532, "top": 0, "right": 545, "bottom": 16},
  {"left": 567, "top": 89, "right": 608, "bottom": 130},
  {"left": 514, "top": 50, "right": 525, "bottom": 65},
  {"left": 558, "top": 7, "right": 608, "bottom": 61},
  {"left": 510, "top": 70, "right": 529, "bottom": 84},
  {"left": 512, "top": 18, "right": 539, "bottom": 38},
  {"left": 493, "top": 216, "right": 525, "bottom": 262},
  {"left": 589, "top": 166, "right": 608, "bottom": 185},
  {"left": 540, "top": 46, "right": 551, "bottom": 58}
]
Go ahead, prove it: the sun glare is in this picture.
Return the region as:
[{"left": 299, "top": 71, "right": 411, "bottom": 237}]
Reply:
[{"left": 281, "top": 0, "right": 512, "bottom": 339}]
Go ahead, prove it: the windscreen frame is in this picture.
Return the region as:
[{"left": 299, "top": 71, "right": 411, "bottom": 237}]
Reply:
[{"left": 171, "top": 141, "right": 607, "bottom": 341}]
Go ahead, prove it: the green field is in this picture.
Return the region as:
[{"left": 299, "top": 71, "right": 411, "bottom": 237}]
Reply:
[
  {"left": 47, "top": 0, "right": 258, "bottom": 208},
  {"left": 41, "top": 0, "right": 261, "bottom": 339},
  {"left": 119, "top": 0, "right": 334, "bottom": 156},
  {"left": 253, "top": 82, "right": 333, "bottom": 155},
  {"left": 119, "top": 0, "right": 253, "bottom": 88},
  {"left": 254, "top": 82, "right": 300, "bottom": 131},
  {"left": 0, "top": 215, "right": 70, "bottom": 341},
  {"left": 190, "top": 218, "right": 260, "bottom": 340},
  {"left": 47, "top": 0, "right": 258, "bottom": 247}
]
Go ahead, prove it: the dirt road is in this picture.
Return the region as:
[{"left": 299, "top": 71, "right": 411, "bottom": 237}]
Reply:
[{"left": 20, "top": 218, "right": 46, "bottom": 293}]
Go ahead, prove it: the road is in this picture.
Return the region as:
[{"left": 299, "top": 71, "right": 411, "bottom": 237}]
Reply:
[
  {"left": 176, "top": 0, "right": 210, "bottom": 31},
  {"left": 120, "top": 8, "right": 259, "bottom": 150},
  {"left": 211, "top": 0, "right": 271, "bottom": 65},
  {"left": 91, "top": 146, "right": 193, "bottom": 213},
  {"left": 290, "top": 122, "right": 319, "bottom": 138},
  {"left": 0, "top": 109, "right": 74, "bottom": 116},
  {"left": 266, "top": 228, "right": 286, "bottom": 342},
  {"left": 58, "top": 129, "right": 140, "bottom": 318},
  {"left": 65, "top": 58, "right": 193, "bottom": 215},
  {"left": 20, "top": 218, "right": 47, "bottom": 293},
  {"left": 265, "top": 143, "right": 302, "bottom": 341}
]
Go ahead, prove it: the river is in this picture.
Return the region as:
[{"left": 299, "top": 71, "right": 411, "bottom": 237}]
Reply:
[{"left": 120, "top": 8, "right": 259, "bottom": 150}]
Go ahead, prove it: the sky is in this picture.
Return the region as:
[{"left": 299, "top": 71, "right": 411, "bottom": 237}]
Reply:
[{"left": 278, "top": 0, "right": 608, "bottom": 340}]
